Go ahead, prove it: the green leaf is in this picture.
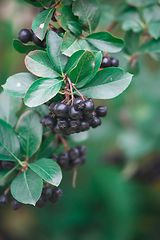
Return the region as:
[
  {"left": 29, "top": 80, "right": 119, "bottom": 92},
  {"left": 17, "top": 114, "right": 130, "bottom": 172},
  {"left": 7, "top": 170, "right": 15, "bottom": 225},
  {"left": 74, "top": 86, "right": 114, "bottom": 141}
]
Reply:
[
  {"left": 11, "top": 169, "right": 43, "bottom": 205},
  {"left": 69, "top": 50, "right": 95, "bottom": 85},
  {"left": 0, "top": 91, "right": 22, "bottom": 127},
  {"left": 65, "top": 50, "right": 85, "bottom": 74},
  {"left": 56, "top": 4, "right": 78, "bottom": 31},
  {"left": 36, "top": 135, "right": 55, "bottom": 160},
  {"left": 0, "top": 166, "right": 17, "bottom": 186},
  {"left": 32, "top": 8, "right": 54, "bottom": 41},
  {"left": 0, "top": 119, "right": 20, "bottom": 161},
  {"left": 16, "top": 111, "right": 43, "bottom": 158},
  {"left": 24, "top": 78, "right": 63, "bottom": 107},
  {"left": 2, "top": 72, "right": 36, "bottom": 98},
  {"left": 67, "top": 21, "right": 82, "bottom": 36},
  {"left": 117, "top": 8, "right": 144, "bottom": 32},
  {"left": 61, "top": 0, "right": 72, "bottom": 5},
  {"left": 24, "top": 0, "right": 55, "bottom": 7},
  {"left": 72, "top": 0, "right": 101, "bottom": 32},
  {"left": 25, "top": 50, "right": 60, "bottom": 78},
  {"left": 86, "top": 32, "right": 124, "bottom": 53},
  {"left": 78, "top": 68, "right": 133, "bottom": 99},
  {"left": 142, "top": 5, "right": 160, "bottom": 24},
  {"left": 138, "top": 39, "right": 160, "bottom": 54},
  {"left": 126, "top": 0, "right": 157, "bottom": 7},
  {"left": 27, "top": 158, "right": 62, "bottom": 186},
  {"left": 148, "top": 21, "right": 160, "bottom": 39},
  {"left": 13, "top": 39, "right": 44, "bottom": 54},
  {"left": 46, "top": 31, "right": 67, "bottom": 75},
  {"left": 76, "top": 51, "right": 102, "bottom": 88},
  {"left": 124, "top": 30, "right": 140, "bottom": 55},
  {"left": 61, "top": 31, "right": 97, "bottom": 57}
]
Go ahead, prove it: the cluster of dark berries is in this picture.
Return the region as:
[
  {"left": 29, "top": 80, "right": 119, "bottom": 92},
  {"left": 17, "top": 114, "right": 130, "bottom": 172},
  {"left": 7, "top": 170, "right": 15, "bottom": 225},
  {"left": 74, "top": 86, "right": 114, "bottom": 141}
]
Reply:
[
  {"left": 0, "top": 187, "right": 62, "bottom": 210},
  {"left": 0, "top": 160, "right": 15, "bottom": 171},
  {"left": 100, "top": 56, "right": 119, "bottom": 68},
  {"left": 51, "top": 145, "right": 87, "bottom": 171},
  {"left": 17, "top": 28, "right": 46, "bottom": 48},
  {"left": 36, "top": 187, "right": 62, "bottom": 208},
  {"left": 40, "top": 98, "right": 107, "bottom": 135}
]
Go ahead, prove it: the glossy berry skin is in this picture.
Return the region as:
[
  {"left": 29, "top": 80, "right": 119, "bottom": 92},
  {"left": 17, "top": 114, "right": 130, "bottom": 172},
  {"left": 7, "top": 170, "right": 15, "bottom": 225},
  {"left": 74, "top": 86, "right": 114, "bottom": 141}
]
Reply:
[
  {"left": 95, "top": 106, "right": 107, "bottom": 117},
  {"left": 77, "top": 145, "right": 87, "bottom": 157},
  {"left": 40, "top": 115, "right": 49, "bottom": 127},
  {"left": 100, "top": 56, "right": 112, "bottom": 68},
  {"left": 54, "top": 124, "right": 61, "bottom": 134},
  {"left": 58, "top": 153, "right": 69, "bottom": 169},
  {"left": 35, "top": 196, "right": 47, "bottom": 208},
  {"left": 81, "top": 156, "right": 87, "bottom": 165},
  {"left": 80, "top": 120, "right": 90, "bottom": 132},
  {"left": 91, "top": 117, "right": 101, "bottom": 128},
  {"left": 83, "top": 100, "right": 95, "bottom": 114},
  {"left": 49, "top": 102, "right": 57, "bottom": 113},
  {"left": 11, "top": 199, "right": 22, "bottom": 210},
  {"left": 45, "top": 117, "right": 56, "bottom": 129},
  {"left": 69, "top": 106, "right": 82, "bottom": 119},
  {"left": 73, "top": 98, "right": 85, "bottom": 110},
  {"left": 17, "top": 29, "right": 32, "bottom": 43},
  {"left": 49, "top": 188, "right": 62, "bottom": 204},
  {"left": 68, "top": 148, "right": 79, "bottom": 161},
  {"left": 32, "top": 34, "right": 46, "bottom": 48},
  {"left": 1, "top": 161, "right": 15, "bottom": 170},
  {"left": 71, "top": 158, "right": 81, "bottom": 168},
  {"left": 51, "top": 155, "right": 59, "bottom": 163},
  {"left": 57, "top": 118, "right": 69, "bottom": 130},
  {"left": 54, "top": 103, "right": 69, "bottom": 117},
  {"left": 42, "top": 187, "right": 52, "bottom": 199},
  {"left": 70, "top": 119, "right": 81, "bottom": 130},
  {"left": 111, "top": 57, "right": 119, "bottom": 67},
  {"left": 0, "top": 195, "right": 8, "bottom": 206}
]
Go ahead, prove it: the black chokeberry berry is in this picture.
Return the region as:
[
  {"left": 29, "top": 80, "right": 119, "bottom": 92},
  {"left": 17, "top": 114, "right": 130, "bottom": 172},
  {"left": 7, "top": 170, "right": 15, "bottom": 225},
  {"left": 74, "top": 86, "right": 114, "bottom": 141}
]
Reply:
[
  {"left": 11, "top": 199, "right": 22, "bottom": 210},
  {"left": 58, "top": 153, "right": 69, "bottom": 169},
  {"left": 32, "top": 34, "right": 46, "bottom": 48},
  {"left": 40, "top": 115, "right": 49, "bottom": 127},
  {"left": 51, "top": 155, "right": 59, "bottom": 163},
  {"left": 17, "top": 29, "right": 32, "bottom": 43},
  {"left": 54, "top": 102, "right": 69, "bottom": 117},
  {"left": 45, "top": 116, "right": 56, "bottom": 128},
  {"left": 100, "top": 56, "right": 112, "bottom": 68},
  {"left": 70, "top": 119, "right": 81, "bottom": 130},
  {"left": 42, "top": 187, "right": 52, "bottom": 199},
  {"left": 35, "top": 196, "right": 47, "bottom": 208},
  {"left": 56, "top": 27, "right": 65, "bottom": 35},
  {"left": 54, "top": 124, "right": 61, "bottom": 134},
  {"left": 80, "top": 120, "right": 90, "bottom": 132},
  {"left": 77, "top": 145, "right": 87, "bottom": 157},
  {"left": 91, "top": 116, "right": 101, "bottom": 128},
  {"left": 49, "top": 188, "right": 62, "bottom": 204},
  {"left": 68, "top": 148, "right": 79, "bottom": 161},
  {"left": 69, "top": 106, "right": 82, "bottom": 119},
  {"left": 73, "top": 98, "right": 85, "bottom": 110},
  {"left": 95, "top": 106, "right": 107, "bottom": 117},
  {"left": 70, "top": 158, "right": 81, "bottom": 168},
  {"left": 1, "top": 161, "right": 15, "bottom": 170},
  {"left": 49, "top": 102, "right": 57, "bottom": 113},
  {"left": 81, "top": 156, "right": 87, "bottom": 165},
  {"left": 0, "top": 195, "right": 8, "bottom": 206},
  {"left": 83, "top": 100, "right": 95, "bottom": 114},
  {"left": 57, "top": 118, "right": 69, "bottom": 130},
  {"left": 111, "top": 57, "right": 119, "bottom": 67}
]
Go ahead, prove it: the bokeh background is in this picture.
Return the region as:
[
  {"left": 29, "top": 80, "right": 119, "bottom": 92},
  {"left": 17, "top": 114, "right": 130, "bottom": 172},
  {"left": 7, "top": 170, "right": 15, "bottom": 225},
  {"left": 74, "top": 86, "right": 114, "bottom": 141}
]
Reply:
[{"left": 0, "top": 0, "right": 160, "bottom": 239}]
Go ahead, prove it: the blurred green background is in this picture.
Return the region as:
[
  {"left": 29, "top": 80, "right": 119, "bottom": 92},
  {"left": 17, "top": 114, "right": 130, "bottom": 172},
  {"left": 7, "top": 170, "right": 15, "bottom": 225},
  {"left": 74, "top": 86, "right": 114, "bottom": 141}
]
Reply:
[{"left": 1, "top": 0, "right": 160, "bottom": 240}]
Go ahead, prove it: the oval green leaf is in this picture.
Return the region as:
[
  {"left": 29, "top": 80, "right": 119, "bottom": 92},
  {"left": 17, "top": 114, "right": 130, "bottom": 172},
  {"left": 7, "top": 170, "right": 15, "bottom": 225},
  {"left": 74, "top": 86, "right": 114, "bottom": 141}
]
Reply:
[
  {"left": 36, "top": 135, "right": 55, "bottom": 160},
  {"left": 27, "top": 158, "right": 62, "bottom": 186},
  {"left": 16, "top": 111, "right": 43, "bottom": 158},
  {"left": 24, "top": 78, "right": 63, "bottom": 107},
  {"left": 65, "top": 50, "right": 85, "bottom": 74},
  {"left": 11, "top": 169, "right": 43, "bottom": 205},
  {"left": 13, "top": 39, "right": 44, "bottom": 54}
]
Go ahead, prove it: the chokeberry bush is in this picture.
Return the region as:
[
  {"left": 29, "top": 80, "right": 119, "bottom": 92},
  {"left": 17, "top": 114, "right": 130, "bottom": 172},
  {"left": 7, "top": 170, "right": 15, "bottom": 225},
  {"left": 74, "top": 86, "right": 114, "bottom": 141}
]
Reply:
[{"left": 1, "top": 0, "right": 160, "bottom": 213}]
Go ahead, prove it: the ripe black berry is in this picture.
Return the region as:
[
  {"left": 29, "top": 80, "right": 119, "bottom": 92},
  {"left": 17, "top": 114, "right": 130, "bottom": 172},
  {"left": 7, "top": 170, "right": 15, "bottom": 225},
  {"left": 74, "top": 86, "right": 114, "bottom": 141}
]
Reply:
[
  {"left": 17, "top": 29, "right": 32, "bottom": 43},
  {"left": 70, "top": 158, "right": 81, "bottom": 168},
  {"left": 49, "top": 102, "right": 57, "bottom": 113},
  {"left": 0, "top": 195, "right": 8, "bottom": 206},
  {"left": 69, "top": 106, "right": 82, "bottom": 119},
  {"left": 81, "top": 156, "right": 87, "bottom": 165},
  {"left": 54, "top": 124, "right": 61, "bottom": 134},
  {"left": 40, "top": 115, "right": 49, "bottom": 127},
  {"left": 11, "top": 199, "right": 22, "bottom": 210},
  {"left": 1, "top": 161, "right": 15, "bottom": 170},
  {"left": 70, "top": 119, "right": 81, "bottom": 130},
  {"left": 32, "top": 34, "right": 46, "bottom": 48},
  {"left": 73, "top": 98, "right": 85, "bottom": 110},
  {"left": 95, "top": 106, "right": 107, "bottom": 117},
  {"left": 83, "top": 100, "right": 95, "bottom": 114},
  {"left": 111, "top": 57, "right": 119, "bottom": 67},
  {"left": 56, "top": 27, "right": 65, "bottom": 35},
  {"left": 49, "top": 188, "right": 62, "bottom": 204},
  {"left": 51, "top": 155, "right": 59, "bottom": 163},
  {"left": 54, "top": 102, "right": 69, "bottom": 117},
  {"left": 68, "top": 148, "right": 79, "bottom": 161},
  {"left": 45, "top": 116, "right": 56, "bottom": 128},
  {"left": 42, "top": 187, "right": 52, "bottom": 199},
  {"left": 58, "top": 153, "right": 69, "bottom": 169},
  {"left": 91, "top": 117, "right": 101, "bottom": 128},
  {"left": 100, "top": 56, "right": 112, "bottom": 68},
  {"left": 77, "top": 145, "right": 87, "bottom": 157},
  {"left": 35, "top": 196, "right": 47, "bottom": 208},
  {"left": 57, "top": 118, "right": 69, "bottom": 130},
  {"left": 80, "top": 120, "right": 90, "bottom": 131}
]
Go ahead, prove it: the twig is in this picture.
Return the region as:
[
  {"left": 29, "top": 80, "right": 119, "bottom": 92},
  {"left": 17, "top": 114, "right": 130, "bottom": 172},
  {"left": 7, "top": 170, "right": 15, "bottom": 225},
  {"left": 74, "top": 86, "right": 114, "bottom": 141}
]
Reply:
[
  {"left": 72, "top": 169, "right": 77, "bottom": 188},
  {"left": 57, "top": 134, "right": 70, "bottom": 152}
]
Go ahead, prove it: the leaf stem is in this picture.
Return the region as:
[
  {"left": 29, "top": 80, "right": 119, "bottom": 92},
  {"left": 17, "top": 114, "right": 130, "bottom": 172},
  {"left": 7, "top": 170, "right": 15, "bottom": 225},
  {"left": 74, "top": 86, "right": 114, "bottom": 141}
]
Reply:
[
  {"left": 67, "top": 76, "right": 74, "bottom": 104},
  {"left": 4, "top": 185, "right": 11, "bottom": 196},
  {"left": 0, "top": 164, "right": 18, "bottom": 185},
  {"left": 72, "top": 84, "right": 86, "bottom": 101}
]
